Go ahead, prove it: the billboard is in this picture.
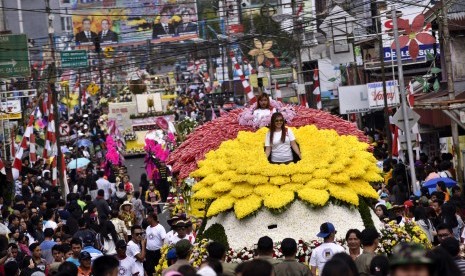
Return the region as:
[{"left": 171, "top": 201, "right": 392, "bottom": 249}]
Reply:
[
  {"left": 0, "top": 100, "right": 22, "bottom": 120},
  {"left": 338, "top": 85, "right": 370, "bottom": 114},
  {"left": 71, "top": 0, "right": 198, "bottom": 46},
  {"left": 367, "top": 80, "right": 400, "bottom": 109}
]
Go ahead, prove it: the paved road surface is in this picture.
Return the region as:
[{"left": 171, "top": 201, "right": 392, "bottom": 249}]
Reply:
[{"left": 125, "top": 156, "right": 170, "bottom": 230}]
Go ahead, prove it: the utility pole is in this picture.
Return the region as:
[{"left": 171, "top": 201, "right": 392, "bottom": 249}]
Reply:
[
  {"left": 291, "top": 0, "right": 304, "bottom": 105},
  {"left": 0, "top": 0, "right": 5, "bottom": 32},
  {"left": 441, "top": 0, "right": 463, "bottom": 183},
  {"left": 373, "top": 1, "right": 392, "bottom": 159},
  {"left": 392, "top": 8, "right": 417, "bottom": 190},
  {"left": 46, "top": 0, "right": 65, "bottom": 195}
]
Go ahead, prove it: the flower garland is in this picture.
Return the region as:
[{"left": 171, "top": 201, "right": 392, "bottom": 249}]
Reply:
[
  {"left": 237, "top": 100, "right": 297, "bottom": 128},
  {"left": 190, "top": 126, "right": 382, "bottom": 219},
  {"left": 378, "top": 220, "right": 432, "bottom": 255}
]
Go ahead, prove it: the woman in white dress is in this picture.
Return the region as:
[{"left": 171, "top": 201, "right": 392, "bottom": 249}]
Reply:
[
  {"left": 253, "top": 94, "right": 276, "bottom": 123},
  {"left": 265, "top": 112, "right": 301, "bottom": 164}
]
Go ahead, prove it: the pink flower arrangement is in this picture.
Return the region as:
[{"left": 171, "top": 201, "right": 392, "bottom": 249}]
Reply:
[
  {"left": 105, "top": 135, "right": 122, "bottom": 166},
  {"left": 237, "top": 100, "right": 297, "bottom": 128}
]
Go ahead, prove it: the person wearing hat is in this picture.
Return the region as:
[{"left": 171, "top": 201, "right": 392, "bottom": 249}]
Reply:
[
  {"left": 82, "top": 233, "right": 103, "bottom": 262},
  {"left": 115, "top": 240, "right": 139, "bottom": 276},
  {"left": 309, "top": 222, "right": 345, "bottom": 275},
  {"left": 162, "top": 240, "right": 193, "bottom": 276},
  {"left": 389, "top": 243, "right": 432, "bottom": 276},
  {"left": 78, "top": 251, "right": 92, "bottom": 276},
  {"left": 119, "top": 201, "right": 136, "bottom": 229},
  {"left": 166, "top": 220, "right": 191, "bottom": 246}
]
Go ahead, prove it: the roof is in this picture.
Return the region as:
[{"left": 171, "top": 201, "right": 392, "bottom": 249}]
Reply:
[
  {"left": 413, "top": 90, "right": 465, "bottom": 128},
  {"left": 425, "top": 1, "right": 465, "bottom": 31}
]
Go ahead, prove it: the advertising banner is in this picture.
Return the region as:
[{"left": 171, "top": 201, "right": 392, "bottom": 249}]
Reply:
[
  {"left": 367, "top": 80, "right": 400, "bottom": 109},
  {"left": 0, "top": 100, "right": 22, "bottom": 120},
  {"left": 338, "top": 85, "right": 369, "bottom": 114},
  {"left": 71, "top": 0, "right": 198, "bottom": 46}
]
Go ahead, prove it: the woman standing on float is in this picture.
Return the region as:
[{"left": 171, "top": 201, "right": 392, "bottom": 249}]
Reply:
[{"left": 265, "top": 112, "right": 301, "bottom": 164}]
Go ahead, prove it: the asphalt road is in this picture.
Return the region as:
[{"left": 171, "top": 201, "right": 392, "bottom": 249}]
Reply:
[{"left": 125, "top": 156, "right": 170, "bottom": 230}]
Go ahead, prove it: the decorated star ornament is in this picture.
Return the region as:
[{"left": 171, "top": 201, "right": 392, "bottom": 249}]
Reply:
[
  {"left": 248, "top": 39, "right": 275, "bottom": 65},
  {"left": 390, "top": 14, "right": 436, "bottom": 61}
]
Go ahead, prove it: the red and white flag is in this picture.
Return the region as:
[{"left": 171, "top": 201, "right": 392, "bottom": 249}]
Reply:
[{"left": 230, "top": 52, "right": 256, "bottom": 104}]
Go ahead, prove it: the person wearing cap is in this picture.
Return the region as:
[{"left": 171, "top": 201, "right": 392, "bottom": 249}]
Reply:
[
  {"left": 389, "top": 243, "right": 432, "bottom": 276},
  {"left": 309, "top": 222, "right": 345, "bottom": 275},
  {"left": 82, "top": 233, "right": 103, "bottom": 262},
  {"left": 78, "top": 251, "right": 92, "bottom": 276},
  {"left": 115, "top": 240, "right": 139, "bottom": 276},
  {"left": 119, "top": 201, "right": 136, "bottom": 229},
  {"left": 274, "top": 238, "right": 311, "bottom": 276},
  {"left": 126, "top": 225, "right": 146, "bottom": 276},
  {"left": 166, "top": 220, "right": 191, "bottom": 246},
  {"left": 162, "top": 239, "right": 193, "bottom": 276},
  {"left": 256, "top": 236, "right": 281, "bottom": 265},
  {"left": 355, "top": 228, "right": 380, "bottom": 276},
  {"left": 144, "top": 212, "right": 166, "bottom": 276}
]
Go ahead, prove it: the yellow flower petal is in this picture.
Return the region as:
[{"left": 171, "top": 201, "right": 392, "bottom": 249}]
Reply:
[
  {"left": 297, "top": 188, "right": 330, "bottom": 206},
  {"left": 234, "top": 194, "right": 263, "bottom": 219},
  {"left": 264, "top": 191, "right": 294, "bottom": 209}
]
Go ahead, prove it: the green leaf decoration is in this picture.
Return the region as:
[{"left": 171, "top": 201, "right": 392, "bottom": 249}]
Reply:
[
  {"left": 431, "top": 67, "right": 442, "bottom": 74},
  {"left": 328, "top": 77, "right": 337, "bottom": 82},
  {"left": 433, "top": 79, "right": 440, "bottom": 92},
  {"left": 341, "top": 75, "right": 346, "bottom": 83},
  {"left": 426, "top": 52, "right": 435, "bottom": 61},
  {"left": 415, "top": 77, "right": 425, "bottom": 85},
  {"left": 423, "top": 82, "right": 430, "bottom": 92}
]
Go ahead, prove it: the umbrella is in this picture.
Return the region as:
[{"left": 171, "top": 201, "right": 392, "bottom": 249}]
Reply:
[
  {"left": 67, "top": 158, "right": 91, "bottom": 169},
  {"left": 422, "top": 177, "right": 457, "bottom": 188},
  {"left": 422, "top": 177, "right": 457, "bottom": 195},
  {"left": 76, "top": 139, "right": 93, "bottom": 148}
]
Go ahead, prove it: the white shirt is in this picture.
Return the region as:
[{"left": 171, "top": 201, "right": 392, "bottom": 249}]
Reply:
[
  {"left": 309, "top": 242, "right": 345, "bottom": 272},
  {"left": 253, "top": 108, "right": 276, "bottom": 123},
  {"left": 146, "top": 224, "right": 166, "bottom": 251},
  {"left": 96, "top": 178, "right": 112, "bottom": 200},
  {"left": 166, "top": 234, "right": 189, "bottom": 246},
  {"left": 118, "top": 256, "right": 139, "bottom": 276},
  {"left": 265, "top": 128, "right": 295, "bottom": 163},
  {"left": 164, "top": 230, "right": 176, "bottom": 245},
  {"left": 44, "top": 220, "right": 58, "bottom": 230},
  {"left": 126, "top": 240, "right": 144, "bottom": 276}
]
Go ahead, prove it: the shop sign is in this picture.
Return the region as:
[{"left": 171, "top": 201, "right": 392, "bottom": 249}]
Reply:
[
  {"left": 367, "top": 80, "right": 399, "bottom": 109},
  {"left": 0, "top": 100, "right": 22, "bottom": 119},
  {"left": 338, "top": 85, "right": 369, "bottom": 114}
]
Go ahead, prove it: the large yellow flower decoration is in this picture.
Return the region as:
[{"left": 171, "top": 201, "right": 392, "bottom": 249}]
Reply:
[
  {"left": 248, "top": 39, "right": 275, "bottom": 65},
  {"left": 191, "top": 125, "right": 382, "bottom": 219}
]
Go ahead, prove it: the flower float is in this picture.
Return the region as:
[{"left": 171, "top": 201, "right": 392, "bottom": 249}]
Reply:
[
  {"left": 191, "top": 126, "right": 381, "bottom": 219},
  {"left": 170, "top": 104, "right": 381, "bottom": 248}
]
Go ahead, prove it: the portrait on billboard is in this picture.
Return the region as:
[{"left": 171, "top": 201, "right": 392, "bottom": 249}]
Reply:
[
  {"left": 72, "top": 0, "right": 198, "bottom": 46},
  {"left": 75, "top": 18, "right": 97, "bottom": 44}
]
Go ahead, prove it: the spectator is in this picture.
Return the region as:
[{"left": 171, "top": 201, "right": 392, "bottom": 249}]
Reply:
[
  {"left": 78, "top": 251, "right": 92, "bottom": 276},
  {"left": 256, "top": 236, "right": 281, "bottom": 265},
  {"left": 115, "top": 240, "right": 139, "bottom": 276},
  {"left": 439, "top": 237, "right": 465, "bottom": 275},
  {"left": 66, "top": 238, "right": 82, "bottom": 267},
  {"left": 126, "top": 225, "right": 146, "bottom": 276},
  {"left": 309, "top": 222, "right": 345, "bottom": 274},
  {"left": 39, "top": 228, "right": 56, "bottom": 264},
  {"left": 162, "top": 239, "right": 192, "bottom": 275},
  {"left": 370, "top": 255, "right": 390, "bottom": 276},
  {"left": 389, "top": 243, "right": 432, "bottom": 276},
  {"left": 92, "top": 255, "right": 119, "bottom": 276},
  {"left": 206, "top": 241, "right": 237, "bottom": 276},
  {"left": 274, "top": 238, "right": 311, "bottom": 276},
  {"left": 355, "top": 228, "right": 380, "bottom": 276}
]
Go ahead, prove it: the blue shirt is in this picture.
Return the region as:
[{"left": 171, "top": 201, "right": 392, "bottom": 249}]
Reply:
[
  {"left": 40, "top": 240, "right": 56, "bottom": 264},
  {"left": 66, "top": 257, "right": 80, "bottom": 267}
]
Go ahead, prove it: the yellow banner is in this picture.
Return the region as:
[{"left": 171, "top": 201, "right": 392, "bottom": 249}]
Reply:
[{"left": 0, "top": 113, "right": 21, "bottom": 120}]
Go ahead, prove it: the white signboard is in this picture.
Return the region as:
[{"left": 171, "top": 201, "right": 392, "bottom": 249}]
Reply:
[
  {"left": 0, "top": 100, "right": 21, "bottom": 113},
  {"left": 367, "top": 80, "right": 400, "bottom": 109},
  {"left": 338, "top": 85, "right": 369, "bottom": 114},
  {"left": 136, "top": 93, "right": 163, "bottom": 114}
]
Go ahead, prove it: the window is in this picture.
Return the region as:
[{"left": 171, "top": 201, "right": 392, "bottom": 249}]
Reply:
[{"left": 60, "top": 16, "right": 73, "bottom": 32}]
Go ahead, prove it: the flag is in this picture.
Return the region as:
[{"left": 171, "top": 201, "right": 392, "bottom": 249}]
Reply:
[
  {"left": 312, "top": 69, "right": 321, "bottom": 109},
  {"left": 230, "top": 52, "right": 256, "bottom": 104}
]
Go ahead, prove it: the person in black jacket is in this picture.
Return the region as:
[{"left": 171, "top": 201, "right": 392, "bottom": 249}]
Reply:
[
  {"left": 98, "top": 19, "right": 118, "bottom": 43},
  {"left": 75, "top": 18, "right": 97, "bottom": 44},
  {"left": 152, "top": 10, "right": 175, "bottom": 39}
]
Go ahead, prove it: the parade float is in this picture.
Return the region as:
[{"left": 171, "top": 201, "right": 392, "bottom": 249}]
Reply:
[{"left": 168, "top": 100, "right": 384, "bottom": 249}]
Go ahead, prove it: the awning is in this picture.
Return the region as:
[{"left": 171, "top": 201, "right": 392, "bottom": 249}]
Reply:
[{"left": 413, "top": 90, "right": 465, "bottom": 128}]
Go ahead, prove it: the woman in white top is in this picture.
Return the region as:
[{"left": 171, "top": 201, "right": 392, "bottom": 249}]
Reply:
[
  {"left": 253, "top": 94, "right": 276, "bottom": 123},
  {"left": 265, "top": 112, "right": 301, "bottom": 164}
]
